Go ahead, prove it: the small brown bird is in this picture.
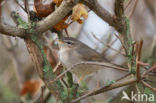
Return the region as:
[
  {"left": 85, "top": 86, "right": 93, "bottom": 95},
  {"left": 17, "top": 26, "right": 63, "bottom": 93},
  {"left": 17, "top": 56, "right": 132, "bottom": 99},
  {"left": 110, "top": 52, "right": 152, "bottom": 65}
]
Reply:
[{"left": 57, "top": 37, "right": 111, "bottom": 78}]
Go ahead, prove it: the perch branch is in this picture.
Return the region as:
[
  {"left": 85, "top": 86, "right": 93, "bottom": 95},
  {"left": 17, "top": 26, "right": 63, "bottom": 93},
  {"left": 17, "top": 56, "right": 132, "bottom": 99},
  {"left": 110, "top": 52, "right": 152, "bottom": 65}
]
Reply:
[
  {"left": 71, "top": 78, "right": 137, "bottom": 103},
  {"left": 50, "top": 61, "right": 129, "bottom": 84},
  {"left": 81, "top": 0, "right": 122, "bottom": 31},
  {"left": 0, "top": 22, "right": 25, "bottom": 37}
]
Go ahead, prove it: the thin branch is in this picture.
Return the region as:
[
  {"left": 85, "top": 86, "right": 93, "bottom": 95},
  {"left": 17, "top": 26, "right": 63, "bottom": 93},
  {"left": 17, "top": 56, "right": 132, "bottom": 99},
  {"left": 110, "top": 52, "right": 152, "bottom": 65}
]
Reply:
[
  {"left": 0, "top": 22, "right": 25, "bottom": 38},
  {"left": 136, "top": 40, "right": 143, "bottom": 82},
  {"left": 53, "top": 61, "right": 61, "bottom": 73},
  {"left": 71, "top": 78, "right": 137, "bottom": 103},
  {"left": 137, "top": 61, "right": 149, "bottom": 67},
  {"left": 114, "top": 33, "right": 128, "bottom": 55},
  {"left": 141, "top": 80, "right": 156, "bottom": 92},
  {"left": 144, "top": 79, "right": 156, "bottom": 84},
  {"left": 14, "top": 0, "right": 27, "bottom": 13},
  {"left": 142, "top": 64, "right": 156, "bottom": 77},
  {"left": 92, "top": 33, "right": 126, "bottom": 56},
  {"left": 24, "top": 0, "right": 30, "bottom": 22},
  {"left": 129, "top": 0, "right": 138, "bottom": 19},
  {"left": 125, "top": 0, "right": 133, "bottom": 10},
  {"left": 116, "top": 72, "right": 131, "bottom": 82},
  {"left": 50, "top": 61, "right": 129, "bottom": 84},
  {"left": 81, "top": 0, "right": 122, "bottom": 31}
]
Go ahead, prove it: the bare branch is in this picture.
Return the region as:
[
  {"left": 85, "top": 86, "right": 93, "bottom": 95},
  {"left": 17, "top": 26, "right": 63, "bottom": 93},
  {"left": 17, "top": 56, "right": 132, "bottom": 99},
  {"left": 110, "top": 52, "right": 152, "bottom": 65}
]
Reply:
[
  {"left": 71, "top": 78, "right": 137, "bottom": 103},
  {"left": 125, "top": 0, "right": 133, "bottom": 10},
  {"left": 129, "top": 0, "right": 138, "bottom": 19},
  {"left": 141, "top": 80, "right": 156, "bottom": 92},
  {"left": 14, "top": 0, "right": 27, "bottom": 13},
  {"left": 0, "top": 22, "right": 25, "bottom": 38},
  {"left": 142, "top": 64, "right": 156, "bottom": 77},
  {"left": 92, "top": 33, "right": 126, "bottom": 56},
  {"left": 81, "top": 0, "right": 122, "bottom": 31},
  {"left": 50, "top": 61, "right": 129, "bottom": 84},
  {"left": 136, "top": 40, "right": 143, "bottom": 82}
]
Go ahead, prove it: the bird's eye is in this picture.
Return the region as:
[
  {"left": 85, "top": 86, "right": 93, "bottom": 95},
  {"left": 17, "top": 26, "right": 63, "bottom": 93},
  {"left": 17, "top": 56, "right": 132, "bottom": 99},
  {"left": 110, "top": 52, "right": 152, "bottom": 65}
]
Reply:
[{"left": 66, "top": 41, "right": 73, "bottom": 45}]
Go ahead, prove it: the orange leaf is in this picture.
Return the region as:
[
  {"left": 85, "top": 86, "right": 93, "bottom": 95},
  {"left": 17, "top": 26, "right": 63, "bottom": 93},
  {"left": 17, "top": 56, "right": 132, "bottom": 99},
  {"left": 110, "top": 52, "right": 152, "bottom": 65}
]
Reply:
[
  {"left": 20, "top": 79, "right": 43, "bottom": 98},
  {"left": 53, "top": 15, "right": 69, "bottom": 31},
  {"left": 53, "top": 0, "right": 63, "bottom": 6},
  {"left": 72, "top": 3, "right": 88, "bottom": 24},
  {"left": 34, "top": 0, "right": 55, "bottom": 17}
]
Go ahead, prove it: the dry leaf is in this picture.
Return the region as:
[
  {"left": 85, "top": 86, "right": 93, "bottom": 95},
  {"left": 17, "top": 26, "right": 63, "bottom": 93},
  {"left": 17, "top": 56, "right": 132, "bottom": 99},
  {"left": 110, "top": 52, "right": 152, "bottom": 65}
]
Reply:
[
  {"left": 44, "top": 46, "right": 58, "bottom": 67},
  {"left": 72, "top": 3, "right": 88, "bottom": 24},
  {"left": 53, "top": 15, "right": 69, "bottom": 31},
  {"left": 20, "top": 79, "right": 43, "bottom": 98},
  {"left": 34, "top": 0, "right": 55, "bottom": 17},
  {"left": 53, "top": 0, "right": 63, "bottom": 6},
  {"left": 44, "top": 46, "right": 63, "bottom": 75}
]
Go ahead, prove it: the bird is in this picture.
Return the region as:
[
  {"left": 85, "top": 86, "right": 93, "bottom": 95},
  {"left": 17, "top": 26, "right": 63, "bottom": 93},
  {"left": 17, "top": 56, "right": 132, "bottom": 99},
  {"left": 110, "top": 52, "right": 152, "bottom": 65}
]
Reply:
[{"left": 57, "top": 37, "right": 111, "bottom": 78}]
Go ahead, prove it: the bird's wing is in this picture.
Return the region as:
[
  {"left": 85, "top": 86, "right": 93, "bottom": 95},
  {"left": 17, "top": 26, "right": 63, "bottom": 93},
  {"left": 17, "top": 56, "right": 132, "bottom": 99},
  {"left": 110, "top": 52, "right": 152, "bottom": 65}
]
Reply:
[{"left": 76, "top": 44, "right": 105, "bottom": 62}]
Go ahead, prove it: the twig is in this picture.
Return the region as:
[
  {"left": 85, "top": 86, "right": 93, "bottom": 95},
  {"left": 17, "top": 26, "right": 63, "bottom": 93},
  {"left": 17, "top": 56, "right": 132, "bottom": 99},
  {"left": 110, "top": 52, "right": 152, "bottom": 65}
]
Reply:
[
  {"left": 129, "top": 0, "right": 139, "bottom": 19},
  {"left": 144, "top": 79, "right": 156, "bottom": 84},
  {"left": 65, "top": 28, "right": 69, "bottom": 37},
  {"left": 50, "top": 61, "right": 129, "bottom": 84},
  {"left": 14, "top": 0, "right": 27, "bottom": 13},
  {"left": 125, "top": 0, "right": 133, "bottom": 10},
  {"left": 136, "top": 40, "right": 143, "bottom": 82},
  {"left": 116, "top": 72, "right": 131, "bottom": 82},
  {"left": 71, "top": 78, "right": 137, "bottom": 103},
  {"left": 92, "top": 33, "right": 126, "bottom": 56},
  {"left": 137, "top": 61, "right": 149, "bottom": 67},
  {"left": 53, "top": 61, "right": 61, "bottom": 73},
  {"left": 141, "top": 80, "right": 156, "bottom": 92},
  {"left": 142, "top": 65, "right": 156, "bottom": 77},
  {"left": 114, "top": 33, "right": 128, "bottom": 55},
  {"left": 24, "top": 0, "right": 30, "bottom": 23}
]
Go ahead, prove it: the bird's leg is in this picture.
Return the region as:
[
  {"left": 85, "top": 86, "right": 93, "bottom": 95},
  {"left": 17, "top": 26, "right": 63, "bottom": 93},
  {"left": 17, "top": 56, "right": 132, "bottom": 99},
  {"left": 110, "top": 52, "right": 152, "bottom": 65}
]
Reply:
[
  {"left": 96, "top": 71, "right": 100, "bottom": 88},
  {"left": 78, "top": 76, "right": 84, "bottom": 84}
]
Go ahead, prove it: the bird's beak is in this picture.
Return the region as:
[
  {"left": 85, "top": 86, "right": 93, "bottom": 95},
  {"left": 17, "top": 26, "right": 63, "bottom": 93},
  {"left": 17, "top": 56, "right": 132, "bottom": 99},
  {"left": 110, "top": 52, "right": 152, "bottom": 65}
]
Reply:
[{"left": 56, "top": 39, "right": 64, "bottom": 45}]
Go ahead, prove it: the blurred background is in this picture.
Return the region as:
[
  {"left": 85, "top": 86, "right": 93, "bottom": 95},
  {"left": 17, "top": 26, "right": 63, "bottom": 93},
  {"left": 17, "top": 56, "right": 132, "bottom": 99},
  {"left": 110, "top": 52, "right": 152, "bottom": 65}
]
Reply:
[{"left": 0, "top": 0, "right": 156, "bottom": 103}]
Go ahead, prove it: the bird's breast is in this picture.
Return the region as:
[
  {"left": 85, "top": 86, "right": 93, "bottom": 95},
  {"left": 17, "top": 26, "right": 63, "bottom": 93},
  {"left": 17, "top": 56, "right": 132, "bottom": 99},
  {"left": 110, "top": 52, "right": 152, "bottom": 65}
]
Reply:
[
  {"left": 58, "top": 47, "right": 101, "bottom": 78},
  {"left": 58, "top": 48, "right": 82, "bottom": 68}
]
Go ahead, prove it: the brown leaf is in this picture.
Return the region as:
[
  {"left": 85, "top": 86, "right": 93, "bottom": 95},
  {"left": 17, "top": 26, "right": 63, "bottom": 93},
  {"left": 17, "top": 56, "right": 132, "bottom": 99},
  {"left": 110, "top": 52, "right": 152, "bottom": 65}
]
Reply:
[
  {"left": 44, "top": 46, "right": 63, "bottom": 75},
  {"left": 72, "top": 3, "right": 88, "bottom": 24},
  {"left": 53, "top": 0, "right": 63, "bottom": 6},
  {"left": 34, "top": 0, "right": 55, "bottom": 17},
  {"left": 53, "top": 15, "right": 69, "bottom": 31},
  {"left": 20, "top": 79, "right": 43, "bottom": 98}
]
